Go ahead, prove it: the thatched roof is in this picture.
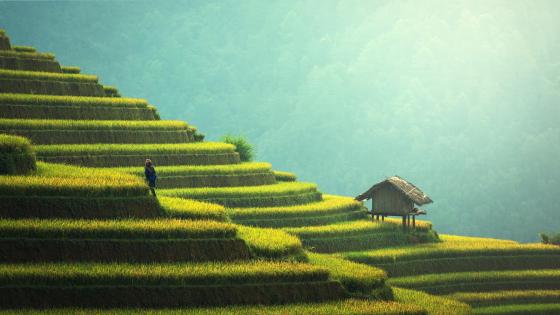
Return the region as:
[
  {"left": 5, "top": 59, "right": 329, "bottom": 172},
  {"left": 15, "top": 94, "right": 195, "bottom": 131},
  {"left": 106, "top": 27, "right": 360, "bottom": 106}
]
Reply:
[{"left": 355, "top": 176, "right": 433, "bottom": 205}]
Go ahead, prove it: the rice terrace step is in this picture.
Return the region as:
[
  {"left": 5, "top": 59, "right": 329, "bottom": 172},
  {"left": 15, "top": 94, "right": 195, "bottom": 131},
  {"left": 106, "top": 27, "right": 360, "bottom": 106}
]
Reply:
[
  {"left": 0, "top": 262, "right": 347, "bottom": 308},
  {"left": 34, "top": 142, "right": 241, "bottom": 166}
]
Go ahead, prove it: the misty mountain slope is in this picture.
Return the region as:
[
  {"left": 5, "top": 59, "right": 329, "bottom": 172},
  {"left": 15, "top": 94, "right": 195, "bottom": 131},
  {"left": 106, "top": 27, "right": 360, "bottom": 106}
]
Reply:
[{"left": 1, "top": 0, "right": 558, "bottom": 241}]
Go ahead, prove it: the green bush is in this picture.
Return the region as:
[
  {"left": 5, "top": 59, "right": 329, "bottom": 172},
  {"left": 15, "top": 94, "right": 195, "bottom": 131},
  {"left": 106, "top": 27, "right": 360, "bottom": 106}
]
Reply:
[
  {"left": 193, "top": 130, "right": 205, "bottom": 141},
  {"left": 0, "top": 134, "right": 36, "bottom": 174},
  {"left": 103, "top": 85, "right": 120, "bottom": 97},
  {"left": 221, "top": 134, "right": 254, "bottom": 162},
  {"left": 540, "top": 232, "right": 560, "bottom": 245}
]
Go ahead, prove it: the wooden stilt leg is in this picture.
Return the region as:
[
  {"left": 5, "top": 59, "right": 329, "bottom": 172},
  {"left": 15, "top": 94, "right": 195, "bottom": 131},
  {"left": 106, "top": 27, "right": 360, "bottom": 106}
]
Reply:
[{"left": 382, "top": 216, "right": 385, "bottom": 222}]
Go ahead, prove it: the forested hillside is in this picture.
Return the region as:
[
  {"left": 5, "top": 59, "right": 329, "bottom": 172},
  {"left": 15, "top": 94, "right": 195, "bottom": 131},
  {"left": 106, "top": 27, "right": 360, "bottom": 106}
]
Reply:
[{"left": 1, "top": 0, "right": 558, "bottom": 241}]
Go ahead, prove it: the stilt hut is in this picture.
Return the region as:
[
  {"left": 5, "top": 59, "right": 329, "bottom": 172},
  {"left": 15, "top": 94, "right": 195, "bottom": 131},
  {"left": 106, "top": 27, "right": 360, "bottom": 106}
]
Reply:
[{"left": 355, "top": 176, "right": 433, "bottom": 228}]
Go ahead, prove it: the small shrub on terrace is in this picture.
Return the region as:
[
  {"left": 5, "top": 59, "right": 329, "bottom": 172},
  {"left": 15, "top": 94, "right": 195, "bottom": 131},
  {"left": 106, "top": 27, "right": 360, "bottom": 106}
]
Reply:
[
  {"left": 540, "top": 232, "right": 560, "bottom": 246},
  {"left": 221, "top": 134, "right": 254, "bottom": 162},
  {"left": 0, "top": 134, "right": 36, "bottom": 174}
]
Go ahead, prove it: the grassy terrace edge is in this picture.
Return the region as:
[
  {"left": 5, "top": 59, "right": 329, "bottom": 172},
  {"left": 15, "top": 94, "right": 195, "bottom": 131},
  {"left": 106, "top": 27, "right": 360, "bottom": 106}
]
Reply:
[
  {"left": 0, "top": 93, "right": 149, "bottom": 108},
  {"left": 0, "top": 261, "right": 330, "bottom": 286},
  {"left": 0, "top": 119, "right": 191, "bottom": 130},
  {"left": 159, "top": 182, "right": 318, "bottom": 199},
  {"left": 0, "top": 219, "right": 237, "bottom": 239},
  {"left": 0, "top": 69, "right": 98, "bottom": 82},
  {"left": 448, "top": 290, "right": 560, "bottom": 307},
  {"left": 387, "top": 269, "right": 560, "bottom": 294},
  {"left": 34, "top": 142, "right": 236, "bottom": 156},
  {"left": 109, "top": 162, "right": 272, "bottom": 176},
  {"left": 343, "top": 236, "right": 560, "bottom": 265},
  {"left": 229, "top": 195, "right": 362, "bottom": 219},
  {"left": 0, "top": 50, "right": 56, "bottom": 60}
]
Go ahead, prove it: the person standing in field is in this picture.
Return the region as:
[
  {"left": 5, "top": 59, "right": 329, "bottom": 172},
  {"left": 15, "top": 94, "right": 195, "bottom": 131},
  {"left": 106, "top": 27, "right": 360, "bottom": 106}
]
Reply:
[{"left": 144, "top": 159, "right": 157, "bottom": 196}]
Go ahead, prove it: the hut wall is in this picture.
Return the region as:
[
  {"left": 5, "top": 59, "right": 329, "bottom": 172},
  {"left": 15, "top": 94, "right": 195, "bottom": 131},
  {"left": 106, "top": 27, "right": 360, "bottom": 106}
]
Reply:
[{"left": 372, "top": 184, "right": 413, "bottom": 216}]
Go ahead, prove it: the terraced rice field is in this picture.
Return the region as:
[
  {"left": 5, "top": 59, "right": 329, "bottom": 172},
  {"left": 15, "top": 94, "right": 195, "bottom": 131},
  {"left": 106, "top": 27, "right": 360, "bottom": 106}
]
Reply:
[
  {"left": 0, "top": 93, "right": 149, "bottom": 107},
  {"left": 343, "top": 234, "right": 560, "bottom": 276},
  {"left": 0, "top": 119, "right": 195, "bottom": 144},
  {"left": 347, "top": 235, "right": 560, "bottom": 313},
  {"left": 0, "top": 93, "right": 157, "bottom": 120},
  {"left": 159, "top": 182, "right": 322, "bottom": 207},
  {"left": 109, "top": 162, "right": 276, "bottom": 188},
  {"left": 285, "top": 219, "right": 437, "bottom": 253},
  {"left": 0, "top": 218, "right": 237, "bottom": 239},
  {"left": 388, "top": 269, "right": 560, "bottom": 294},
  {"left": 229, "top": 195, "right": 367, "bottom": 227},
  {"left": 0, "top": 50, "right": 56, "bottom": 60},
  {"left": 448, "top": 290, "right": 560, "bottom": 307},
  {"left": 34, "top": 142, "right": 240, "bottom": 166},
  {"left": 0, "top": 68, "right": 97, "bottom": 82},
  {"left": 1, "top": 28, "right": 557, "bottom": 314},
  {"left": 0, "top": 163, "right": 165, "bottom": 219},
  {"left": 35, "top": 142, "right": 235, "bottom": 156},
  {"left": 0, "top": 261, "right": 347, "bottom": 308},
  {"left": 0, "top": 300, "right": 428, "bottom": 315}
]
